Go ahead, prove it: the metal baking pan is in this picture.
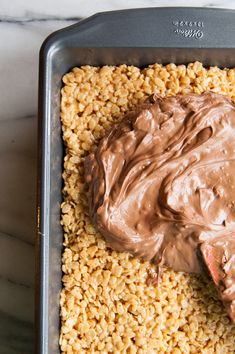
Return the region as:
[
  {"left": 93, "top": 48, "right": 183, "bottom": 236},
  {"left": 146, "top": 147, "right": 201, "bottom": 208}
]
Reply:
[{"left": 36, "top": 7, "right": 235, "bottom": 354}]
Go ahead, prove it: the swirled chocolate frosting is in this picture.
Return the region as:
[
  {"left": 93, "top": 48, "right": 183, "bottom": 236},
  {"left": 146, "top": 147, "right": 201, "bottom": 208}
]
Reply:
[{"left": 85, "top": 92, "right": 235, "bottom": 320}]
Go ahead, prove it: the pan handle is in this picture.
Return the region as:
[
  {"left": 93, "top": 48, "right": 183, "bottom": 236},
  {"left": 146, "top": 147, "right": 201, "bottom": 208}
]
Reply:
[{"left": 42, "top": 7, "right": 235, "bottom": 51}]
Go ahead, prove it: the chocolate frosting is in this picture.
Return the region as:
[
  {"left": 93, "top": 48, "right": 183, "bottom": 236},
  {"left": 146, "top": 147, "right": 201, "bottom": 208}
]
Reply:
[{"left": 85, "top": 92, "right": 235, "bottom": 276}]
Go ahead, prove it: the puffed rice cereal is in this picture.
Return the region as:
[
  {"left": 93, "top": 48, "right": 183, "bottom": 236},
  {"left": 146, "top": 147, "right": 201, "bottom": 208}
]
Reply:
[{"left": 60, "top": 62, "right": 235, "bottom": 353}]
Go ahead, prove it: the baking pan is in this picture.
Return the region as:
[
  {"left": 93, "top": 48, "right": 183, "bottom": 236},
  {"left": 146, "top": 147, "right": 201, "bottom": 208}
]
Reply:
[{"left": 36, "top": 7, "right": 235, "bottom": 354}]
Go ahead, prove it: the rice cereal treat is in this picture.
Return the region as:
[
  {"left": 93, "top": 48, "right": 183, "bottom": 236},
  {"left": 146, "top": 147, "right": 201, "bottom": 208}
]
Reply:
[{"left": 60, "top": 62, "right": 235, "bottom": 353}]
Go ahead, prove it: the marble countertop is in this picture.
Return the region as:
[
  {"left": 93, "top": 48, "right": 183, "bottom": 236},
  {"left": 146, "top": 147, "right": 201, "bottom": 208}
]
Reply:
[{"left": 1, "top": 1, "right": 235, "bottom": 353}]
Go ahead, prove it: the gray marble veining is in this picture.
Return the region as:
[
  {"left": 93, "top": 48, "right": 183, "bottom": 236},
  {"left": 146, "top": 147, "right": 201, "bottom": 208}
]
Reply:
[
  {"left": 0, "top": 13, "right": 76, "bottom": 353},
  {"left": 1, "top": 0, "right": 235, "bottom": 18}
]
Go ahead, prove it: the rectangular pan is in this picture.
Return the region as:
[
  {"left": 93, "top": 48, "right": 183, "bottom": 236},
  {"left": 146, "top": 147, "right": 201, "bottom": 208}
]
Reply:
[{"left": 36, "top": 7, "right": 235, "bottom": 354}]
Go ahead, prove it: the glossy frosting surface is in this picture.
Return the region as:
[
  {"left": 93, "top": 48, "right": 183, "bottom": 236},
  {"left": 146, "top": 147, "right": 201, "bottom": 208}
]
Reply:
[{"left": 85, "top": 92, "right": 235, "bottom": 274}]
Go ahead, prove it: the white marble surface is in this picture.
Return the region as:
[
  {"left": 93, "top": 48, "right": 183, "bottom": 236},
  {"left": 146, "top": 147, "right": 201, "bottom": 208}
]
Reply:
[{"left": 1, "top": 1, "right": 235, "bottom": 353}]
